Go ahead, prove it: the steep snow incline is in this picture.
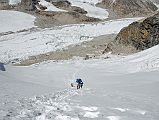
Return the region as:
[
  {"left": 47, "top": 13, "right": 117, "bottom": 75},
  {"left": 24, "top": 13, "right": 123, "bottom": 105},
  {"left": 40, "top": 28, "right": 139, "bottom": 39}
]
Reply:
[
  {"left": 38, "top": 0, "right": 66, "bottom": 12},
  {"left": 125, "top": 45, "right": 159, "bottom": 72},
  {"left": 0, "top": 44, "right": 159, "bottom": 120},
  {"left": 0, "top": 17, "right": 142, "bottom": 63},
  {"left": 0, "top": 10, "right": 36, "bottom": 33},
  {"left": 68, "top": 0, "right": 109, "bottom": 19}
]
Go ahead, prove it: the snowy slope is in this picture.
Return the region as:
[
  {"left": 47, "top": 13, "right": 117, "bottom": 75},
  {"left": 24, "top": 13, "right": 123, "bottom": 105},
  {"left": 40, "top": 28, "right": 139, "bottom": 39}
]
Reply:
[
  {"left": 0, "top": 10, "right": 36, "bottom": 33},
  {"left": 9, "top": 0, "right": 21, "bottom": 5},
  {"left": 0, "top": 44, "right": 159, "bottom": 120},
  {"left": 125, "top": 45, "right": 159, "bottom": 72},
  {"left": 38, "top": 0, "right": 66, "bottom": 12},
  {"left": 68, "top": 0, "right": 109, "bottom": 19},
  {"left": 0, "top": 17, "right": 142, "bottom": 63}
]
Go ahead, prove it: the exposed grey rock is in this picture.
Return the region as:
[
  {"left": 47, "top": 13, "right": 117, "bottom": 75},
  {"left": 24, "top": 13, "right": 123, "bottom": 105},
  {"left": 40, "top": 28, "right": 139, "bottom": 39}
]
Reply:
[
  {"left": 104, "top": 12, "right": 159, "bottom": 54},
  {"left": 20, "top": 0, "right": 38, "bottom": 10},
  {"left": 0, "top": 0, "right": 10, "bottom": 9},
  {"left": 52, "top": 0, "right": 71, "bottom": 8},
  {"left": 97, "top": 0, "right": 158, "bottom": 17}
]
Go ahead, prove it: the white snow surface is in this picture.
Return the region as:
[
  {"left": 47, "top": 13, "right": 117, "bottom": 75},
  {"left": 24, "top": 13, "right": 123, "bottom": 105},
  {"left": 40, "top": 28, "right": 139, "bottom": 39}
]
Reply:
[
  {"left": 1, "top": 44, "right": 159, "bottom": 119},
  {"left": 83, "top": 111, "right": 100, "bottom": 118},
  {"left": 0, "top": 8, "right": 159, "bottom": 120},
  {"left": 68, "top": 0, "right": 109, "bottom": 19},
  {"left": 0, "top": 10, "right": 36, "bottom": 33},
  {"left": 9, "top": 0, "right": 21, "bottom": 5},
  {"left": 107, "top": 116, "right": 121, "bottom": 120},
  {"left": 0, "top": 17, "right": 142, "bottom": 63},
  {"left": 38, "top": 0, "right": 66, "bottom": 12}
]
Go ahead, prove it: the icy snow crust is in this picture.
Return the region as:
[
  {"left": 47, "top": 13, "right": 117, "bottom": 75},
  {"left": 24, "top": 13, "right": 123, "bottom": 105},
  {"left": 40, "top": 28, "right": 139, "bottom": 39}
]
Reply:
[
  {"left": 68, "top": 0, "right": 109, "bottom": 19},
  {"left": 0, "top": 10, "right": 35, "bottom": 33},
  {"left": 0, "top": 17, "right": 142, "bottom": 63}
]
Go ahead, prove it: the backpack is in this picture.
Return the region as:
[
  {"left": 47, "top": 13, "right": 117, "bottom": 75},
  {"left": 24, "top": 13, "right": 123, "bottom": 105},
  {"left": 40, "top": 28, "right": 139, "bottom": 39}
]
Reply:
[{"left": 76, "top": 79, "right": 83, "bottom": 84}]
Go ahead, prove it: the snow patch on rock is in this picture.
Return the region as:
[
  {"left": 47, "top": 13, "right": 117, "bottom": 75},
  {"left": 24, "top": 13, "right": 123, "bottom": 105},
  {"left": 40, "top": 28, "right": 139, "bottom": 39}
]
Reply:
[
  {"left": 68, "top": 0, "right": 108, "bottom": 19},
  {"left": 39, "top": 0, "right": 66, "bottom": 12}
]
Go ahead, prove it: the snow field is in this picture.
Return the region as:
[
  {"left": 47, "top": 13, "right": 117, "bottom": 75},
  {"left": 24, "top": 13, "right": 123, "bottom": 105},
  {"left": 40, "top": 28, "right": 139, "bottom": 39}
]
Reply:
[
  {"left": 1, "top": 44, "right": 159, "bottom": 119},
  {"left": 0, "top": 17, "right": 142, "bottom": 63},
  {"left": 0, "top": 10, "right": 36, "bottom": 33}
]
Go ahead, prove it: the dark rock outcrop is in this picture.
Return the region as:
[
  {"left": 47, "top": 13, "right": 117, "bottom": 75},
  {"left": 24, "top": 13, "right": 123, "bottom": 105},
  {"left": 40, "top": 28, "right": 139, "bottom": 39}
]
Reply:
[
  {"left": 97, "top": 0, "right": 158, "bottom": 17},
  {"left": 0, "top": 0, "right": 10, "bottom": 9},
  {"left": 52, "top": 0, "right": 71, "bottom": 8},
  {"left": 20, "top": 0, "right": 38, "bottom": 10},
  {"left": 104, "top": 12, "right": 159, "bottom": 54}
]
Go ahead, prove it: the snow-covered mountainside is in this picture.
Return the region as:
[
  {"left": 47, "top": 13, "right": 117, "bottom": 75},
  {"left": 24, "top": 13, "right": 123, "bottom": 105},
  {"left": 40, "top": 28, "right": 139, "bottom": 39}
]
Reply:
[
  {"left": 97, "top": 0, "right": 158, "bottom": 17},
  {"left": 67, "top": 0, "right": 109, "bottom": 19},
  {"left": 1, "top": 0, "right": 158, "bottom": 20},
  {"left": 36, "top": 0, "right": 108, "bottom": 19},
  {"left": 0, "top": 10, "right": 35, "bottom": 33},
  {"left": 0, "top": 1, "right": 159, "bottom": 119},
  {"left": 0, "top": 17, "right": 142, "bottom": 63},
  {"left": 0, "top": 44, "right": 159, "bottom": 120}
]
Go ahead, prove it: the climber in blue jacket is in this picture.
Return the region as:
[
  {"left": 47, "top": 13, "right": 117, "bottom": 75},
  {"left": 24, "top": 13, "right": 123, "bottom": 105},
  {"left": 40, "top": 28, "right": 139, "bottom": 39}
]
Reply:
[{"left": 76, "top": 78, "right": 84, "bottom": 89}]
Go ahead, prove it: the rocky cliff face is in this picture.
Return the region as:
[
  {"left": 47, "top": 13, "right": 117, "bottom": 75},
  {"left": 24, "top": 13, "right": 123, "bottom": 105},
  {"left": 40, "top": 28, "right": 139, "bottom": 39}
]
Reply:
[
  {"left": 104, "top": 12, "right": 159, "bottom": 54},
  {"left": 97, "top": 0, "right": 158, "bottom": 17}
]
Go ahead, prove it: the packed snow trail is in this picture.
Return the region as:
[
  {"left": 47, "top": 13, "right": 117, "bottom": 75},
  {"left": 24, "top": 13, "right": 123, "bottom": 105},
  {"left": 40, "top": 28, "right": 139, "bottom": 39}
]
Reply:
[{"left": 2, "top": 89, "right": 101, "bottom": 120}]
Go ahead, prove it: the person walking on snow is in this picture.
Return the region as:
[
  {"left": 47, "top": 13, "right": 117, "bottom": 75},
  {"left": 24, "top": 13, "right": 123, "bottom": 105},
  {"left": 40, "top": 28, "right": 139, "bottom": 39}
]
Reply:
[{"left": 76, "top": 78, "right": 83, "bottom": 89}]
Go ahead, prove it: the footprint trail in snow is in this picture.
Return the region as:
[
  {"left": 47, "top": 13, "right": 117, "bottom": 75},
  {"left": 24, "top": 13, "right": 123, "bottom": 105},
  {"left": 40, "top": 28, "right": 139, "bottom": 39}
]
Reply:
[{"left": 3, "top": 89, "right": 100, "bottom": 120}]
